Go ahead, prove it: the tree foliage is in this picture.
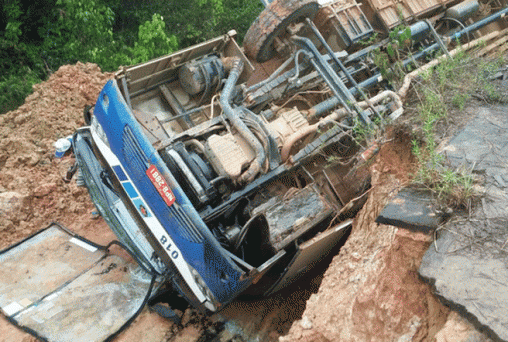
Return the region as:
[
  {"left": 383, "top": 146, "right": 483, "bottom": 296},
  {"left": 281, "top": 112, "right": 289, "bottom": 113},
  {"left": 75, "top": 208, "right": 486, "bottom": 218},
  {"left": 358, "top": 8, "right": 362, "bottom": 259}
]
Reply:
[
  {"left": 4, "top": 0, "right": 23, "bottom": 43},
  {"left": 0, "top": 0, "right": 263, "bottom": 114},
  {"left": 40, "top": 0, "right": 115, "bottom": 69},
  {"left": 132, "top": 14, "right": 178, "bottom": 64}
]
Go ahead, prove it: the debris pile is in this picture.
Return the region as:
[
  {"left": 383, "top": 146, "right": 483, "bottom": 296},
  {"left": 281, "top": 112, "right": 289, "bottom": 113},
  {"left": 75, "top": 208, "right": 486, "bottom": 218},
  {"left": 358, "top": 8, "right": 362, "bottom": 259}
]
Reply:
[{"left": 2, "top": 62, "right": 507, "bottom": 342}]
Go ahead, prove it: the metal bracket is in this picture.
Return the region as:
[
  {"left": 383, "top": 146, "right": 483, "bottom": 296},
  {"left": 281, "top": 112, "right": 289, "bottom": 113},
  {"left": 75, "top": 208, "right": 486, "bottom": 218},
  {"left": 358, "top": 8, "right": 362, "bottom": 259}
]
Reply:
[
  {"left": 292, "top": 35, "right": 371, "bottom": 125},
  {"left": 425, "top": 19, "right": 451, "bottom": 58}
]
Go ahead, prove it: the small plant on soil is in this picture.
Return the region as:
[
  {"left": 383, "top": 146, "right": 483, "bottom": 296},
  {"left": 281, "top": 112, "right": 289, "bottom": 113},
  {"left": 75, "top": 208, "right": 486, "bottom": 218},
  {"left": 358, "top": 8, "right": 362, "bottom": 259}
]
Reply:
[{"left": 352, "top": 115, "right": 385, "bottom": 144}]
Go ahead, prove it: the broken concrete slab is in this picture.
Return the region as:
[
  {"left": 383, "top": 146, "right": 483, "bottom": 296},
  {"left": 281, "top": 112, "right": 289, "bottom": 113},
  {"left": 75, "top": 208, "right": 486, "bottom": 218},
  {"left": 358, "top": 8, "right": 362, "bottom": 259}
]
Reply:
[
  {"left": 376, "top": 188, "right": 443, "bottom": 233},
  {"left": 419, "top": 105, "right": 508, "bottom": 342},
  {"left": 419, "top": 221, "right": 508, "bottom": 341}
]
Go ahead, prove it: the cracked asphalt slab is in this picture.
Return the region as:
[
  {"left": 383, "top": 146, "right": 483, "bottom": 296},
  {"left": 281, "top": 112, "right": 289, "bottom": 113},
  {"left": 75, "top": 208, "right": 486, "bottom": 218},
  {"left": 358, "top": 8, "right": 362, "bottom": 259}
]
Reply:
[{"left": 419, "top": 104, "right": 508, "bottom": 342}]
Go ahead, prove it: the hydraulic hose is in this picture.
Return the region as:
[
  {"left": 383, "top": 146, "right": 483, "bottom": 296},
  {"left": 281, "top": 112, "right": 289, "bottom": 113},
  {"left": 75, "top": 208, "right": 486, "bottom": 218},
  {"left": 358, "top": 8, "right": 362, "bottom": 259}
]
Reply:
[{"left": 220, "top": 58, "right": 266, "bottom": 183}]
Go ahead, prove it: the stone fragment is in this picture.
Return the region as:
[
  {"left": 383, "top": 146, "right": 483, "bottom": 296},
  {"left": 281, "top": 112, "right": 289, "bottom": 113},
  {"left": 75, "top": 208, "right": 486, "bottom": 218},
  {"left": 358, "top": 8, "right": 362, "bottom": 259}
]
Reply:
[
  {"left": 300, "top": 316, "right": 313, "bottom": 330},
  {"left": 434, "top": 312, "right": 491, "bottom": 342},
  {"left": 376, "top": 188, "right": 443, "bottom": 233},
  {"left": 0, "top": 192, "right": 25, "bottom": 215}
]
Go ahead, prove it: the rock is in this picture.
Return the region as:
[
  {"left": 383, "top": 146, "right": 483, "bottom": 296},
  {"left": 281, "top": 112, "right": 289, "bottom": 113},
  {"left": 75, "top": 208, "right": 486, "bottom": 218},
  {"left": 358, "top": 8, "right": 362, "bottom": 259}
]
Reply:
[
  {"left": 376, "top": 188, "right": 443, "bottom": 233},
  {"left": 173, "top": 326, "right": 202, "bottom": 342},
  {"left": 0, "top": 218, "right": 14, "bottom": 232},
  {"left": 443, "top": 106, "right": 508, "bottom": 181},
  {"left": 13, "top": 114, "right": 30, "bottom": 126},
  {"left": 0, "top": 192, "right": 25, "bottom": 215},
  {"left": 33, "top": 183, "right": 57, "bottom": 197},
  {"left": 396, "top": 316, "right": 421, "bottom": 342},
  {"left": 181, "top": 308, "right": 196, "bottom": 327},
  {"left": 419, "top": 221, "right": 508, "bottom": 341},
  {"left": 300, "top": 316, "right": 313, "bottom": 330}
]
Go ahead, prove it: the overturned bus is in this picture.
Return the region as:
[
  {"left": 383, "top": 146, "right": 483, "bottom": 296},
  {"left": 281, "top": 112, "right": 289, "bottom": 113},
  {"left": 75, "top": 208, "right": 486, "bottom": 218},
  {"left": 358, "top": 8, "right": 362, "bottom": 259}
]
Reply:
[{"left": 73, "top": 0, "right": 508, "bottom": 312}]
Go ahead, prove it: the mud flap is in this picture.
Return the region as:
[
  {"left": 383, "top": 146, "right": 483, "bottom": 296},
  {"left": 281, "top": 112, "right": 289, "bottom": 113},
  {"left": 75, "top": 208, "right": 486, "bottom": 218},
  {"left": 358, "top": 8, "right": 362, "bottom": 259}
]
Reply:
[{"left": 0, "top": 223, "right": 156, "bottom": 342}]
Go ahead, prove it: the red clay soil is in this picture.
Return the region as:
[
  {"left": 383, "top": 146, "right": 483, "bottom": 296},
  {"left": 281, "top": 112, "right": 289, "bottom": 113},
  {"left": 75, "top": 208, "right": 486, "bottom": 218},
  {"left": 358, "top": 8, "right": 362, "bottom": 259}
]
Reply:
[
  {"left": 280, "top": 128, "right": 450, "bottom": 342},
  {"left": 0, "top": 63, "right": 173, "bottom": 342},
  {"left": 0, "top": 63, "right": 114, "bottom": 249}
]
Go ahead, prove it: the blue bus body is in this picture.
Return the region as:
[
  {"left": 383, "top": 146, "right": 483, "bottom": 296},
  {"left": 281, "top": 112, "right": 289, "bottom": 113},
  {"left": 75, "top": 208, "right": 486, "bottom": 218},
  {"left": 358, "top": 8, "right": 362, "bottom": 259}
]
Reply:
[{"left": 73, "top": 2, "right": 506, "bottom": 312}]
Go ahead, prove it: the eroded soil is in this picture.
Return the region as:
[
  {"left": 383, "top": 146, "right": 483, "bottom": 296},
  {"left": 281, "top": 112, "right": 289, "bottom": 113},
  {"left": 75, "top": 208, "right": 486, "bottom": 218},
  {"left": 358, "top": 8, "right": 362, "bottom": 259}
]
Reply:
[
  {"left": 281, "top": 128, "right": 451, "bottom": 341},
  {"left": 0, "top": 63, "right": 115, "bottom": 249}
]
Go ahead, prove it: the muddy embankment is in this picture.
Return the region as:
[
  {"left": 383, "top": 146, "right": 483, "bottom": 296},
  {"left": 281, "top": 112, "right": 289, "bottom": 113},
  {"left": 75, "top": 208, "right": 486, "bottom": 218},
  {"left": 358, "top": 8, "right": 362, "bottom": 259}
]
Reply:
[{"left": 281, "top": 128, "right": 451, "bottom": 342}]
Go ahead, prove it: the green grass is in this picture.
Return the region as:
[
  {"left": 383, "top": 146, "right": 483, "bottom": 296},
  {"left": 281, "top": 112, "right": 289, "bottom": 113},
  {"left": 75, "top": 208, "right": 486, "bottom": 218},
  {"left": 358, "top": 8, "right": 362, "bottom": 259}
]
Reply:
[{"left": 407, "top": 49, "right": 504, "bottom": 208}]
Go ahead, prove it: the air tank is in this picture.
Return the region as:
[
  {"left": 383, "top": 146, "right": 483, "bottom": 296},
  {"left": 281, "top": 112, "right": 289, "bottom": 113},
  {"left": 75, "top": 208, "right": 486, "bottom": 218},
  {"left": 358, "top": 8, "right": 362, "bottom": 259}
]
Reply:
[
  {"left": 446, "top": 0, "right": 480, "bottom": 21},
  {"left": 409, "top": 21, "right": 431, "bottom": 43},
  {"left": 179, "top": 56, "right": 225, "bottom": 96}
]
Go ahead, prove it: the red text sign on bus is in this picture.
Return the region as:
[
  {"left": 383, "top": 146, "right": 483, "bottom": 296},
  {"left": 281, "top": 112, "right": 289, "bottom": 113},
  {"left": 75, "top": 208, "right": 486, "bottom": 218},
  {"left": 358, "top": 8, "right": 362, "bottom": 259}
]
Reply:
[{"left": 147, "top": 165, "right": 176, "bottom": 207}]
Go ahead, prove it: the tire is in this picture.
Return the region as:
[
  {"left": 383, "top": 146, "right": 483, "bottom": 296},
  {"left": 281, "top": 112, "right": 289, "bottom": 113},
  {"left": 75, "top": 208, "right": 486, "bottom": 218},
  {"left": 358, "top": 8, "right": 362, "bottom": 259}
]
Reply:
[{"left": 243, "top": 0, "right": 319, "bottom": 63}]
